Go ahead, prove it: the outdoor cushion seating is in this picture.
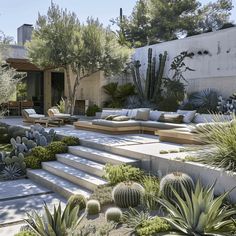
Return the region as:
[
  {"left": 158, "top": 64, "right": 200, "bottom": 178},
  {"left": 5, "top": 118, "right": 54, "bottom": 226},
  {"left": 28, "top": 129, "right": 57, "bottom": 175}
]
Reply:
[
  {"left": 74, "top": 108, "right": 233, "bottom": 135},
  {"left": 22, "top": 109, "right": 45, "bottom": 123},
  {"left": 48, "top": 108, "right": 71, "bottom": 118}
]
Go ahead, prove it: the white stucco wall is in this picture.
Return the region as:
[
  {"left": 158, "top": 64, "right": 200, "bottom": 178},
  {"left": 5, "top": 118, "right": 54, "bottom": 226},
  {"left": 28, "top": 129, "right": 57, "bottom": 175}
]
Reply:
[{"left": 133, "top": 27, "right": 236, "bottom": 97}]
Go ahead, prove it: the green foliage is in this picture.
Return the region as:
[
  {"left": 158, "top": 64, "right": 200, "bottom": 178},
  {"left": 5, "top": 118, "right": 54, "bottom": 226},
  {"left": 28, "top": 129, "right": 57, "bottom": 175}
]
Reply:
[
  {"left": 14, "top": 231, "right": 36, "bottom": 236},
  {"left": 46, "top": 141, "right": 68, "bottom": 156},
  {"left": 160, "top": 172, "right": 194, "bottom": 203},
  {"left": 24, "top": 155, "right": 42, "bottom": 169},
  {"left": 26, "top": 3, "right": 132, "bottom": 113},
  {"left": 136, "top": 217, "right": 171, "bottom": 236},
  {"left": 112, "top": 181, "right": 145, "bottom": 208},
  {"left": 113, "top": 0, "right": 233, "bottom": 47},
  {"left": 26, "top": 202, "right": 84, "bottom": 236},
  {"left": 196, "top": 117, "right": 236, "bottom": 172},
  {"left": 31, "top": 146, "right": 52, "bottom": 160},
  {"left": 104, "top": 164, "right": 144, "bottom": 185},
  {"left": 57, "top": 97, "right": 66, "bottom": 113},
  {"left": 159, "top": 181, "right": 236, "bottom": 235},
  {"left": 105, "top": 207, "right": 122, "bottom": 223},
  {"left": 67, "top": 194, "right": 87, "bottom": 211},
  {"left": 61, "top": 136, "right": 80, "bottom": 146},
  {"left": 89, "top": 184, "right": 113, "bottom": 206},
  {"left": 123, "top": 208, "right": 151, "bottom": 232},
  {"left": 86, "top": 199, "right": 101, "bottom": 215},
  {"left": 103, "top": 82, "right": 136, "bottom": 108},
  {"left": 141, "top": 175, "right": 160, "bottom": 210},
  {"left": 86, "top": 104, "right": 101, "bottom": 116},
  {"left": 184, "top": 88, "right": 219, "bottom": 113}
]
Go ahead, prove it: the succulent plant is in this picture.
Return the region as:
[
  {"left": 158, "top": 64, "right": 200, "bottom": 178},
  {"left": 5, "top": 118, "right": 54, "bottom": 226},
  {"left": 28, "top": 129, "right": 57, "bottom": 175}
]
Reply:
[
  {"left": 86, "top": 199, "right": 101, "bottom": 215},
  {"left": 0, "top": 164, "right": 22, "bottom": 180},
  {"left": 67, "top": 194, "right": 87, "bottom": 210},
  {"left": 105, "top": 207, "right": 122, "bottom": 222},
  {"left": 160, "top": 172, "right": 194, "bottom": 203},
  {"left": 112, "top": 181, "right": 145, "bottom": 208}
]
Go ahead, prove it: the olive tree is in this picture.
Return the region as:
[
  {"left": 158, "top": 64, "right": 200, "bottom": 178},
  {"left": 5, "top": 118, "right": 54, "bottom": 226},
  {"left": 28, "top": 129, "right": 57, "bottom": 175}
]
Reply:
[{"left": 27, "top": 3, "right": 132, "bottom": 114}]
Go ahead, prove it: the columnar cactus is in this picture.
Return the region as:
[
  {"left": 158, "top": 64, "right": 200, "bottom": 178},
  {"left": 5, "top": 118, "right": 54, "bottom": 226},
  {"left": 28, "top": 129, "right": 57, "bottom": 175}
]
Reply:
[
  {"left": 105, "top": 207, "right": 122, "bottom": 222},
  {"left": 86, "top": 200, "right": 101, "bottom": 215},
  {"left": 160, "top": 172, "right": 195, "bottom": 202},
  {"left": 112, "top": 181, "right": 145, "bottom": 208}
]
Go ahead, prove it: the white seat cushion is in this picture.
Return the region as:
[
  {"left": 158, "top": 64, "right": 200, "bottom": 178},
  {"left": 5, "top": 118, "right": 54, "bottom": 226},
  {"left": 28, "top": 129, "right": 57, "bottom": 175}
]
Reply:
[
  {"left": 53, "top": 114, "right": 71, "bottom": 118},
  {"left": 24, "top": 109, "right": 36, "bottom": 115},
  {"left": 29, "top": 114, "right": 45, "bottom": 119}
]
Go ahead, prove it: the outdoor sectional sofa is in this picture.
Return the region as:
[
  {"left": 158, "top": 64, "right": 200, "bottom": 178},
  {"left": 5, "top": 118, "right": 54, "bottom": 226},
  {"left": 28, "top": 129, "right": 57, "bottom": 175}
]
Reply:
[{"left": 74, "top": 108, "right": 232, "bottom": 137}]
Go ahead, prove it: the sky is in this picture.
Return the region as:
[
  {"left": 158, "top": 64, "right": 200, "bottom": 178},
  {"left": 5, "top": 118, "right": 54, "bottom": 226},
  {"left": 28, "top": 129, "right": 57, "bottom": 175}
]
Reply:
[{"left": 0, "top": 0, "right": 236, "bottom": 43}]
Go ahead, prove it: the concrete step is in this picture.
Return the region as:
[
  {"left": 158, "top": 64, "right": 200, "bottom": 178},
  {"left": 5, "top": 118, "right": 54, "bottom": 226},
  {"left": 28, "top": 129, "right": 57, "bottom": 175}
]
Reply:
[
  {"left": 56, "top": 153, "right": 105, "bottom": 177},
  {"left": 68, "top": 146, "right": 139, "bottom": 166},
  {"left": 42, "top": 161, "right": 107, "bottom": 191},
  {"left": 27, "top": 169, "right": 91, "bottom": 199}
]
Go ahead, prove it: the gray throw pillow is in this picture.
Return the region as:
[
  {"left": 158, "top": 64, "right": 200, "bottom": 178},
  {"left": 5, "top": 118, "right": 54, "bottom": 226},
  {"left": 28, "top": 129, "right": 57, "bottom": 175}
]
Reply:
[{"left": 135, "top": 109, "right": 150, "bottom": 121}]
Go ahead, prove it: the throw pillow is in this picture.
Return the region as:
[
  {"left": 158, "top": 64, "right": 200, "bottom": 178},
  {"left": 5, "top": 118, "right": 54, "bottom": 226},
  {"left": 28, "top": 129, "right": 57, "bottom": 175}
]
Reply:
[
  {"left": 149, "top": 110, "right": 163, "bottom": 121},
  {"left": 159, "top": 113, "right": 184, "bottom": 123},
  {"left": 105, "top": 115, "right": 119, "bottom": 120},
  {"left": 112, "top": 116, "right": 130, "bottom": 121},
  {"left": 135, "top": 109, "right": 150, "bottom": 121},
  {"left": 177, "top": 110, "right": 197, "bottom": 123},
  {"left": 101, "top": 110, "right": 122, "bottom": 119}
]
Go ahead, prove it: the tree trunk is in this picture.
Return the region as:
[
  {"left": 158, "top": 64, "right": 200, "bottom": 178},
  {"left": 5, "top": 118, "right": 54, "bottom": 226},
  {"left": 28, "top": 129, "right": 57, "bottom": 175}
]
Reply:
[
  {"left": 71, "top": 72, "right": 80, "bottom": 115},
  {"left": 65, "top": 65, "right": 73, "bottom": 114}
]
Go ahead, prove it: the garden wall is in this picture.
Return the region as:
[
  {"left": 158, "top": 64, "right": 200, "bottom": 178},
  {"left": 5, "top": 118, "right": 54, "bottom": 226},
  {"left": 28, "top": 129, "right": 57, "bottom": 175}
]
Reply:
[{"left": 133, "top": 27, "right": 236, "bottom": 98}]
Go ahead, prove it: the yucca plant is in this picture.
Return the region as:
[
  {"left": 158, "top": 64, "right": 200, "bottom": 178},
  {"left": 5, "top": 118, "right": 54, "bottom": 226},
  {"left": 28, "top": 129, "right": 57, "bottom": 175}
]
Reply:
[
  {"left": 196, "top": 114, "right": 236, "bottom": 172},
  {"left": 25, "top": 202, "right": 84, "bottom": 236},
  {"left": 158, "top": 181, "right": 236, "bottom": 235},
  {"left": 0, "top": 164, "right": 22, "bottom": 180}
]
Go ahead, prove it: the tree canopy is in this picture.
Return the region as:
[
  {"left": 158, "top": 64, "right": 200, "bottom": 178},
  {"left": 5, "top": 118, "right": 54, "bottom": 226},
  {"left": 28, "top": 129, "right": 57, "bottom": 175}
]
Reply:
[
  {"left": 113, "top": 0, "right": 233, "bottom": 47},
  {"left": 26, "top": 3, "right": 132, "bottom": 113}
]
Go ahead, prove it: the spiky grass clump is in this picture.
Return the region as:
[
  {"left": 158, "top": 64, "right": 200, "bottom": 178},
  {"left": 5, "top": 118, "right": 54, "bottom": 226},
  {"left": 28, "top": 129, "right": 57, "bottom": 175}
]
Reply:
[
  {"left": 105, "top": 207, "right": 122, "bottom": 222},
  {"left": 86, "top": 199, "right": 101, "bottom": 215},
  {"left": 196, "top": 115, "right": 236, "bottom": 172}
]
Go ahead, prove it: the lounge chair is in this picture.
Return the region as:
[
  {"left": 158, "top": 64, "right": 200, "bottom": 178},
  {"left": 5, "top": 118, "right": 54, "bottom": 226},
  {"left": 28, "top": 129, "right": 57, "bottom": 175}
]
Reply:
[
  {"left": 47, "top": 108, "right": 71, "bottom": 119},
  {"left": 22, "top": 109, "right": 45, "bottom": 124}
]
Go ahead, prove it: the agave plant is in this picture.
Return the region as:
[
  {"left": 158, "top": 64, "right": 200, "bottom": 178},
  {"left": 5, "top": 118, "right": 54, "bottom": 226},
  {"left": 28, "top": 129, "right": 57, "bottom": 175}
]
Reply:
[
  {"left": 158, "top": 181, "right": 236, "bottom": 235},
  {"left": 0, "top": 164, "right": 21, "bottom": 180},
  {"left": 26, "top": 202, "right": 84, "bottom": 236}
]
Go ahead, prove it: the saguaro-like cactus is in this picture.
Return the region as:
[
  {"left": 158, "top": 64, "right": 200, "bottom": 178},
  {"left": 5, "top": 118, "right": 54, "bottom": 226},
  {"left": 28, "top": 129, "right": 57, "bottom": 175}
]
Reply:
[{"left": 131, "top": 48, "right": 167, "bottom": 103}]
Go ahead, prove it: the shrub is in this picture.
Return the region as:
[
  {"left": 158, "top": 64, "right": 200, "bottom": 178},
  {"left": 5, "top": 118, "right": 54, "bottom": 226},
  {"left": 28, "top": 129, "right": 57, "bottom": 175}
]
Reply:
[
  {"left": 141, "top": 175, "right": 160, "bottom": 210},
  {"left": 67, "top": 194, "right": 87, "bottom": 210},
  {"left": 30, "top": 146, "right": 53, "bottom": 161},
  {"left": 86, "top": 199, "right": 101, "bottom": 215},
  {"left": 136, "top": 217, "right": 171, "bottom": 236},
  {"left": 61, "top": 136, "right": 80, "bottom": 146},
  {"left": 14, "top": 231, "right": 36, "bottom": 236},
  {"left": 160, "top": 172, "right": 194, "bottom": 203},
  {"left": 104, "top": 164, "right": 144, "bottom": 185},
  {"left": 46, "top": 141, "right": 68, "bottom": 156},
  {"left": 112, "top": 181, "right": 145, "bottom": 208},
  {"left": 89, "top": 184, "right": 113, "bottom": 206},
  {"left": 86, "top": 104, "right": 101, "bottom": 117},
  {"left": 24, "top": 156, "right": 42, "bottom": 169},
  {"left": 105, "top": 207, "right": 122, "bottom": 222}
]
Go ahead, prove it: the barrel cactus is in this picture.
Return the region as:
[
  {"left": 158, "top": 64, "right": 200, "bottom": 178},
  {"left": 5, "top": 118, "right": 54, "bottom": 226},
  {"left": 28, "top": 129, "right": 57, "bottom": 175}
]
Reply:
[
  {"left": 105, "top": 207, "right": 122, "bottom": 222},
  {"left": 112, "top": 181, "right": 145, "bottom": 208},
  {"left": 160, "top": 172, "right": 194, "bottom": 202},
  {"left": 67, "top": 194, "right": 87, "bottom": 210},
  {"left": 86, "top": 200, "right": 101, "bottom": 215}
]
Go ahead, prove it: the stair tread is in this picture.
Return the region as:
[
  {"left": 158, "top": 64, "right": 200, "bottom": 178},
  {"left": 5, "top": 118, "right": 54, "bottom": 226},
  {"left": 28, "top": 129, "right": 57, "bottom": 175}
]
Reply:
[
  {"left": 43, "top": 161, "right": 107, "bottom": 186},
  {"left": 27, "top": 169, "right": 91, "bottom": 197},
  {"left": 56, "top": 153, "right": 104, "bottom": 171},
  {"left": 69, "top": 146, "right": 138, "bottom": 163}
]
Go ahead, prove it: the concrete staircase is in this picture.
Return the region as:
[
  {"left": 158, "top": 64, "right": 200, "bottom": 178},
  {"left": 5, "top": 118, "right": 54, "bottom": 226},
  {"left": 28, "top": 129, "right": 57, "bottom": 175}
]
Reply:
[{"left": 27, "top": 145, "right": 140, "bottom": 199}]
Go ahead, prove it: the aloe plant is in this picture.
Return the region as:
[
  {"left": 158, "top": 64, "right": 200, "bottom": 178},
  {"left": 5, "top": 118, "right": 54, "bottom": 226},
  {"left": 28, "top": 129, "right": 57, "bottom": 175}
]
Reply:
[
  {"left": 26, "top": 202, "right": 84, "bottom": 236},
  {"left": 158, "top": 181, "right": 236, "bottom": 235}
]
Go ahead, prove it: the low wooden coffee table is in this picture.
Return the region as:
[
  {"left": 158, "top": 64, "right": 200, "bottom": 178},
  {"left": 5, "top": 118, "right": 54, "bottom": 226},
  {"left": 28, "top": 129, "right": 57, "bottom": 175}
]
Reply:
[
  {"left": 155, "top": 128, "right": 202, "bottom": 145},
  {"left": 35, "top": 118, "right": 64, "bottom": 127}
]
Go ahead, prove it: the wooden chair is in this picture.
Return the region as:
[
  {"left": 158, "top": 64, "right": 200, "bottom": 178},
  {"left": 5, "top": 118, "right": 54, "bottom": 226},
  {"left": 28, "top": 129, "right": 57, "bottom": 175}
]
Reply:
[{"left": 8, "top": 101, "right": 20, "bottom": 116}]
